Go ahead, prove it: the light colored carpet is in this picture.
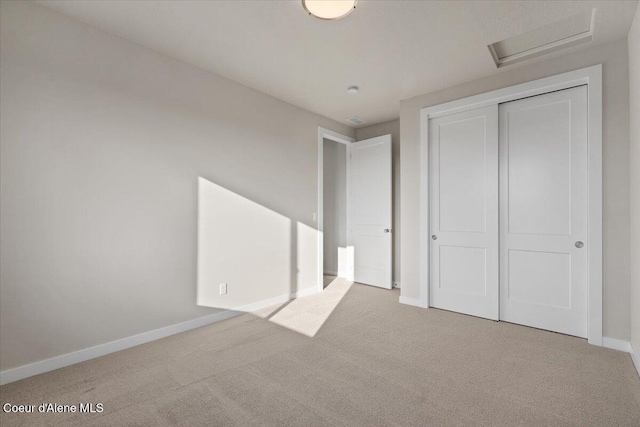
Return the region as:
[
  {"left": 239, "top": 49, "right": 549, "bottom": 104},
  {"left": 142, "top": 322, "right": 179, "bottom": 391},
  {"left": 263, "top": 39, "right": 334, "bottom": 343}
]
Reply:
[
  {"left": 323, "top": 274, "right": 337, "bottom": 289},
  {"left": 252, "top": 276, "right": 352, "bottom": 337},
  {"left": 1, "top": 277, "right": 639, "bottom": 426}
]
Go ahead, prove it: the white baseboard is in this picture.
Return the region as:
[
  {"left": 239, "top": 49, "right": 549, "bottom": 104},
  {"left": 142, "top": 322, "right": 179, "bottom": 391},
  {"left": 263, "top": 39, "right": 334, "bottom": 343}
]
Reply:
[
  {"left": 399, "top": 296, "right": 426, "bottom": 308},
  {"left": 602, "top": 337, "right": 632, "bottom": 353},
  {"left": 231, "top": 287, "right": 318, "bottom": 312},
  {"left": 291, "top": 287, "right": 319, "bottom": 299},
  {"left": 323, "top": 269, "right": 338, "bottom": 276},
  {"left": 0, "top": 287, "right": 319, "bottom": 386},
  {"left": 630, "top": 343, "right": 640, "bottom": 378},
  {"left": 602, "top": 337, "right": 640, "bottom": 378}
]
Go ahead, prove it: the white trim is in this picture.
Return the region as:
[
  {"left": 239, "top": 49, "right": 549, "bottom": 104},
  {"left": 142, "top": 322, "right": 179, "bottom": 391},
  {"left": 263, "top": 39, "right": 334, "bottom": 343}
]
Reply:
[
  {"left": 418, "top": 65, "right": 603, "bottom": 345},
  {"left": 631, "top": 343, "right": 640, "bottom": 378},
  {"left": 399, "top": 296, "right": 427, "bottom": 308},
  {"left": 317, "top": 127, "right": 355, "bottom": 293},
  {"left": 0, "top": 288, "right": 319, "bottom": 386},
  {"left": 233, "top": 287, "right": 319, "bottom": 312},
  {"left": 602, "top": 337, "right": 632, "bottom": 353},
  {"left": 291, "top": 287, "right": 320, "bottom": 299},
  {"left": 586, "top": 66, "right": 603, "bottom": 346},
  {"left": 601, "top": 338, "right": 640, "bottom": 378}
]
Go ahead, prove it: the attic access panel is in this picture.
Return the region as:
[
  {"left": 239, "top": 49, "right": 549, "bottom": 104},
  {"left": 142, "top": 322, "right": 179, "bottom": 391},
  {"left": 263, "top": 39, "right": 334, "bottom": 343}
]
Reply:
[{"left": 488, "top": 9, "right": 596, "bottom": 68}]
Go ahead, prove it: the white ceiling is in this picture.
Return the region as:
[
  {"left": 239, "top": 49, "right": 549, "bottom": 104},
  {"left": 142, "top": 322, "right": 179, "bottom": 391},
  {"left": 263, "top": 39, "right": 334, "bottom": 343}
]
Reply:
[{"left": 34, "top": 0, "right": 638, "bottom": 127}]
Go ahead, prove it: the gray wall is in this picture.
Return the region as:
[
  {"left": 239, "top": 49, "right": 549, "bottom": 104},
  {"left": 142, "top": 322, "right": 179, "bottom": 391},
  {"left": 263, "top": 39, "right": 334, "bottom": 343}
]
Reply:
[
  {"left": 356, "top": 120, "right": 401, "bottom": 284},
  {"left": 400, "top": 39, "right": 631, "bottom": 340},
  {"left": 323, "top": 139, "right": 347, "bottom": 275},
  {"left": 629, "top": 6, "right": 640, "bottom": 354},
  {"left": 0, "top": 1, "right": 354, "bottom": 371}
]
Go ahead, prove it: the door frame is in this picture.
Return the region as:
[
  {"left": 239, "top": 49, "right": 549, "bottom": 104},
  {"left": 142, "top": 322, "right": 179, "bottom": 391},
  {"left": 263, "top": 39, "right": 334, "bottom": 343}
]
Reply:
[
  {"left": 317, "top": 127, "right": 355, "bottom": 292},
  {"left": 418, "top": 65, "right": 603, "bottom": 346}
]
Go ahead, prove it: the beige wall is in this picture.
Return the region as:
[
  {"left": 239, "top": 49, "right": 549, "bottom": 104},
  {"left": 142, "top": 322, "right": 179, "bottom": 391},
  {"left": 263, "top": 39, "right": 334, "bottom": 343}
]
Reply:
[
  {"left": 356, "top": 120, "right": 401, "bottom": 284},
  {"left": 0, "top": 1, "right": 354, "bottom": 371},
  {"left": 400, "top": 39, "right": 631, "bottom": 340},
  {"left": 323, "top": 139, "right": 347, "bottom": 275},
  {"left": 629, "top": 5, "right": 640, "bottom": 354}
]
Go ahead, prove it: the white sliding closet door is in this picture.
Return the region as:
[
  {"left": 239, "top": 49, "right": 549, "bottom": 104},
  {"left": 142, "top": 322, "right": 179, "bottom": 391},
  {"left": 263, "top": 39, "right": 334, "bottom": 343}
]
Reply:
[
  {"left": 429, "top": 106, "right": 499, "bottom": 320},
  {"left": 499, "top": 86, "right": 588, "bottom": 338}
]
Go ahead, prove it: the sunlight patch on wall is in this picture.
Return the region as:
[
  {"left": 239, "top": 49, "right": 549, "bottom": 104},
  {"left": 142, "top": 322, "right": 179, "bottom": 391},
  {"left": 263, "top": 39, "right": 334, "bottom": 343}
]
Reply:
[
  {"left": 296, "top": 221, "right": 318, "bottom": 293},
  {"left": 337, "top": 246, "right": 355, "bottom": 280},
  {"left": 196, "top": 177, "right": 292, "bottom": 310},
  {"left": 196, "top": 178, "right": 348, "bottom": 337}
]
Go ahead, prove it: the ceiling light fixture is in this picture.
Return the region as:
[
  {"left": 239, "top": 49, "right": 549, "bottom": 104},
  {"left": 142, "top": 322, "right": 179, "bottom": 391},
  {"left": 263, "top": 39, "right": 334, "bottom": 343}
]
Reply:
[
  {"left": 347, "top": 86, "right": 359, "bottom": 95},
  {"left": 302, "top": 0, "right": 357, "bottom": 20}
]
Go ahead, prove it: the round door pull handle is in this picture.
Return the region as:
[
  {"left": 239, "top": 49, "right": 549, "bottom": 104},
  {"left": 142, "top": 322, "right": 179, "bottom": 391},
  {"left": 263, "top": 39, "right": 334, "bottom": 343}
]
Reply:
[
  {"left": 575, "top": 241, "right": 584, "bottom": 248},
  {"left": 432, "top": 235, "right": 437, "bottom": 240}
]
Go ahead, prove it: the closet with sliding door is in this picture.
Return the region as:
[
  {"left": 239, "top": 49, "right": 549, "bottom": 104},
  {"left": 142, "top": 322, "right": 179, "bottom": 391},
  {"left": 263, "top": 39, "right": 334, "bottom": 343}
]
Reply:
[{"left": 424, "top": 69, "right": 600, "bottom": 340}]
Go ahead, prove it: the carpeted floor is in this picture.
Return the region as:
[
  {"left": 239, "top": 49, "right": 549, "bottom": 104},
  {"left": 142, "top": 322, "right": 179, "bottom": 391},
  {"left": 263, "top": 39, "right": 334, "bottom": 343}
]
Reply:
[{"left": 1, "top": 277, "right": 639, "bottom": 426}]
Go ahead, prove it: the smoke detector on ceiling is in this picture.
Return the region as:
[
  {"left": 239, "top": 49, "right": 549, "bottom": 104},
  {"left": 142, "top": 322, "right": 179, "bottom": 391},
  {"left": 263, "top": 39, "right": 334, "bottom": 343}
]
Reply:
[
  {"left": 346, "top": 116, "right": 366, "bottom": 126},
  {"left": 488, "top": 9, "right": 596, "bottom": 68}
]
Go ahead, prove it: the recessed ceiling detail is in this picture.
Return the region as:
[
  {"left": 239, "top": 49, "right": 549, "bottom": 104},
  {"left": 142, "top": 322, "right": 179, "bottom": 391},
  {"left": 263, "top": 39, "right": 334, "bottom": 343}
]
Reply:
[{"left": 488, "top": 9, "right": 596, "bottom": 68}]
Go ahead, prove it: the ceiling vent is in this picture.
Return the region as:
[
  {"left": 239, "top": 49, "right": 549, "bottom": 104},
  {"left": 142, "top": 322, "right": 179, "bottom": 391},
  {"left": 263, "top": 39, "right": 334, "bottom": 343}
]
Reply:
[
  {"left": 488, "top": 9, "right": 596, "bottom": 68},
  {"left": 346, "top": 116, "right": 366, "bottom": 126}
]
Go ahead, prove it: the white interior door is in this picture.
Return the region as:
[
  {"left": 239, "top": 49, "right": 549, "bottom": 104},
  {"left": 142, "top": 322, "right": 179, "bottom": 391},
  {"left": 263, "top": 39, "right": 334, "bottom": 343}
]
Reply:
[
  {"left": 429, "top": 106, "right": 499, "bottom": 320},
  {"left": 348, "top": 135, "right": 392, "bottom": 289},
  {"left": 499, "top": 85, "right": 588, "bottom": 338}
]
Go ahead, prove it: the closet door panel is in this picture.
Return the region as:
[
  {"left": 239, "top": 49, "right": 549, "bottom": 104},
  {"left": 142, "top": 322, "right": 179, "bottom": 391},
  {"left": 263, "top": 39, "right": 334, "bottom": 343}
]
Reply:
[
  {"left": 499, "top": 85, "right": 588, "bottom": 338},
  {"left": 429, "top": 105, "right": 499, "bottom": 320}
]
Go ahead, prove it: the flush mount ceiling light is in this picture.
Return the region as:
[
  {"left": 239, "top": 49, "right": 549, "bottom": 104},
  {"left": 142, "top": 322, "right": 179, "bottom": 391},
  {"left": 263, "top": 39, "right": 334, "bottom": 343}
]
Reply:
[
  {"left": 347, "top": 86, "right": 359, "bottom": 95},
  {"left": 302, "top": 0, "right": 357, "bottom": 20}
]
